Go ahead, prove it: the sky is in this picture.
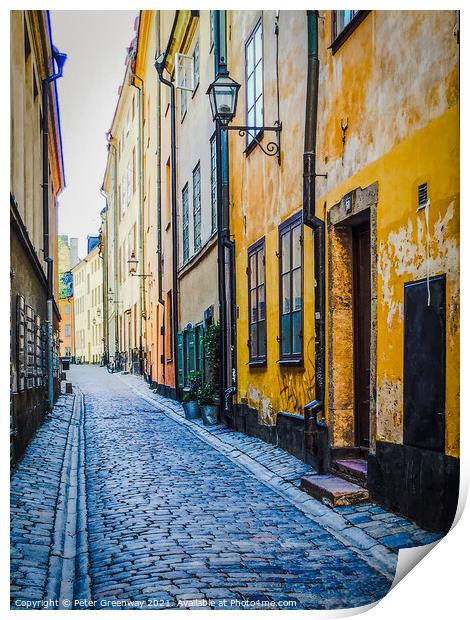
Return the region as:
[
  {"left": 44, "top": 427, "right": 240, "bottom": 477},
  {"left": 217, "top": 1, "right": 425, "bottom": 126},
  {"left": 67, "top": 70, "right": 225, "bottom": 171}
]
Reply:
[{"left": 50, "top": 10, "right": 137, "bottom": 259}]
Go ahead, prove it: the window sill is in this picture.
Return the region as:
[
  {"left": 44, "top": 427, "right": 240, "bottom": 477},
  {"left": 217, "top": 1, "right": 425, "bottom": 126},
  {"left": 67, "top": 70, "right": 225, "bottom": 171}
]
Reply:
[
  {"left": 277, "top": 357, "right": 303, "bottom": 368},
  {"left": 248, "top": 359, "right": 267, "bottom": 369},
  {"left": 330, "top": 11, "right": 370, "bottom": 55},
  {"left": 244, "top": 130, "right": 264, "bottom": 157}
]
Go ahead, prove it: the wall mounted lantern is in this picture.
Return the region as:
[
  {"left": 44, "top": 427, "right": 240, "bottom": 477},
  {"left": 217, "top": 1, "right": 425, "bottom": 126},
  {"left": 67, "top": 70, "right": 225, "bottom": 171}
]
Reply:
[
  {"left": 127, "top": 251, "right": 152, "bottom": 278},
  {"left": 206, "top": 70, "right": 282, "bottom": 163}
]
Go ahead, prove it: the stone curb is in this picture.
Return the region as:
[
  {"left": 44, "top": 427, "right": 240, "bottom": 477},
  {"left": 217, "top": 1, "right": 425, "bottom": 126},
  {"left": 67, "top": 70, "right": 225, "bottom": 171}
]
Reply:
[
  {"left": 44, "top": 389, "right": 90, "bottom": 608},
  {"left": 124, "top": 378, "right": 398, "bottom": 581}
]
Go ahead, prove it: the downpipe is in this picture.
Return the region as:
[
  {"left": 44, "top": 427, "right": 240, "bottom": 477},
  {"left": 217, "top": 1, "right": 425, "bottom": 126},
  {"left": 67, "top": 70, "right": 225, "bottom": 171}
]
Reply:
[
  {"left": 43, "top": 44, "right": 66, "bottom": 410},
  {"left": 302, "top": 10, "right": 329, "bottom": 471}
]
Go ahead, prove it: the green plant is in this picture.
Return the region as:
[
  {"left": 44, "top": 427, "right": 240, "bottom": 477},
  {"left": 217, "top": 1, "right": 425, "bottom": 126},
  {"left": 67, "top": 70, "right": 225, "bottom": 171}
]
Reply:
[
  {"left": 203, "top": 322, "right": 220, "bottom": 384},
  {"left": 197, "top": 381, "right": 217, "bottom": 406},
  {"left": 185, "top": 370, "right": 203, "bottom": 401}
]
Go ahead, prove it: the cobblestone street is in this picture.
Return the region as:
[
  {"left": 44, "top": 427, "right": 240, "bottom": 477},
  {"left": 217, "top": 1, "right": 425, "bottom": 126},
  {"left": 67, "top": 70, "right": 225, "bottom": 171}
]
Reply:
[{"left": 11, "top": 365, "right": 442, "bottom": 611}]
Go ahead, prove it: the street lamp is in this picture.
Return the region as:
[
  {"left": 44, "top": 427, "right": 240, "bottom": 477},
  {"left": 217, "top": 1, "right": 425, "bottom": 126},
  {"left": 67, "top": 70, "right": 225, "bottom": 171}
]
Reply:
[
  {"left": 207, "top": 73, "right": 241, "bottom": 126},
  {"left": 206, "top": 71, "right": 282, "bottom": 162},
  {"left": 127, "top": 251, "right": 152, "bottom": 278}
]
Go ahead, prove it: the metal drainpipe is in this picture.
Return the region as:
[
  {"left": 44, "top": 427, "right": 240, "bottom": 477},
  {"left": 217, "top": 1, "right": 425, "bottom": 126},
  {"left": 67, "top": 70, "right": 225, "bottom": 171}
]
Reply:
[
  {"left": 302, "top": 10, "right": 329, "bottom": 473},
  {"left": 99, "top": 192, "right": 109, "bottom": 365},
  {"left": 155, "top": 52, "right": 179, "bottom": 397},
  {"left": 214, "top": 10, "right": 232, "bottom": 416},
  {"left": 42, "top": 47, "right": 66, "bottom": 411}
]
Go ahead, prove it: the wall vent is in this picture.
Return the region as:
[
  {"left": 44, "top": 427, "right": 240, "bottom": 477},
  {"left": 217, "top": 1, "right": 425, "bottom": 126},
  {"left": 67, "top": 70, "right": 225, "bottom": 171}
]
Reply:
[{"left": 418, "top": 183, "right": 428, "bottom": 210}]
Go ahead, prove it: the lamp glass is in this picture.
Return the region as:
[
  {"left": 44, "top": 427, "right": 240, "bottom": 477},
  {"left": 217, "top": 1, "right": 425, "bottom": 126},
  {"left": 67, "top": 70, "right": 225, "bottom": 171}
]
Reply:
[{"left": 207, "top": 74, "right": 240, "bottom": 124}]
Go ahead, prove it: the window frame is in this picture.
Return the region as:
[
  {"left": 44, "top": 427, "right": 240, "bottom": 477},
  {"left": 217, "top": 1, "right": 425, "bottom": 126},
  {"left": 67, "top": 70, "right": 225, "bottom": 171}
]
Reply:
[
  {"left": 248, "top": 237, "right": 267, "bottom": 366},
  {"left": 192, "top": 162, "right": 202, "bottom": 252},
  {"left": 192, "top": 41, "right": 200, "bottom": 96},
  {"left": 278, "top": 212, "right": 304, "bottom": 365},
  {"left": 330, "top": 10, "right": 370, "bottom": 55},
  {"left": 244, "top": 17, "right": 264, "bottom": 151},
  {"left": 210, "top": 133, "right": 217, "bottom": 234},
  {"left": 182, "top": 183, "right": 190, "bottom": 264}
]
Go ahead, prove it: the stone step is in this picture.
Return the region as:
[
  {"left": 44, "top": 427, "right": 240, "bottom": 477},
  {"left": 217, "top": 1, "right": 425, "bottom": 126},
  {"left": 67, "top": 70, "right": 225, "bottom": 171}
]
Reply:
[
  {"left": 300, "top": 474, "right": 369, "bottom": 507},
  {"left": 332, "top": 458, "right": 368, "bottom": 487}
]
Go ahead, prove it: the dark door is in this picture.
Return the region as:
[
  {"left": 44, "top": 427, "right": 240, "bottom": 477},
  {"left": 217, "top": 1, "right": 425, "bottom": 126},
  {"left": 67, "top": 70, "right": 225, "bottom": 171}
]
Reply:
[
  {"left": 404, "top": 276, "right": 446, "bottom": 452},
  {"left": 353, "top": 221, "right": 371, "bottom": 449}
]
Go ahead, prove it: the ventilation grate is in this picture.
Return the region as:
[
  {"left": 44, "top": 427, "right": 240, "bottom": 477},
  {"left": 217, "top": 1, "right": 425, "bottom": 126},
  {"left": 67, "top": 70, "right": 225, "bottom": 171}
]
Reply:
[{"left": 418, "top": 183, "right": 428, "bottom": 209}]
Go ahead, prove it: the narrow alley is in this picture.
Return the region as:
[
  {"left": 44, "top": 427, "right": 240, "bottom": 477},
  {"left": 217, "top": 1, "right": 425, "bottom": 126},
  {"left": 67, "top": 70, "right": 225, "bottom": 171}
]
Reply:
[{"left": 11, "top": 367, "right": 441, "bottom": 611}]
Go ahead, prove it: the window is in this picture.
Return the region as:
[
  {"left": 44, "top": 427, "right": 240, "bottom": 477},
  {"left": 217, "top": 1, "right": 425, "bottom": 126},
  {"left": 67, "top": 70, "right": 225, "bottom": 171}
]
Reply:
[
  {"left": 248, "top": 239, "right": 266, "bottom": 363},
  {"left": 126, "top": 162, "right": 131, "bottom": 207},
  {"left": 65, "top": 324, "right": 72, "bottom": 337},
  {"left": 64, "top": 304, "right": 71, "bottom": 315},
  {"left": 210, "top": 11, "right": 215, "bottom": 50},
  {"left": 182, "top": 184, "right": 189, "bottom": 263},
  {"left": 331, "top": 11, "right": 369, "bottom": 53},
  {"left": 193, "top": 163, "right": 201, "bottom": 252},
  {"left": 332, "top": 10, "right": 359, "bottom": 38},
  {"left": 132, "top": 148, "right": 136, "bottom": 195},
  {"left": 210, "top": 135, "right": 217, "bottom": 233},
  {"left": 193, "top": 43, "right": 200, "bottom": 91},
  {"left": 279, "top": 214, "right": 303, "bottom": 361},
  {"left": 245, "top": 19, "right": 263, "bottom": 146}
]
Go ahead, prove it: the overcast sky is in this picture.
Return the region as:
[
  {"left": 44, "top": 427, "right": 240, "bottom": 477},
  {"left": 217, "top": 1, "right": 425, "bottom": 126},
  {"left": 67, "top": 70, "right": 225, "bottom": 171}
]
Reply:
[{"left": 51, "top": 10, "right": 137, "bottom": 259}]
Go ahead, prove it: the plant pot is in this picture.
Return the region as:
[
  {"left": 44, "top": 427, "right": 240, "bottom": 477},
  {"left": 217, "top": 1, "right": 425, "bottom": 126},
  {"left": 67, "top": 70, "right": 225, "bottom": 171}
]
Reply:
[
  {"left": 182, "top": 401, "right": 201, "bottom": 420},
  {"left": 201, "top": 405, "right": 219, "bottom": 426}
]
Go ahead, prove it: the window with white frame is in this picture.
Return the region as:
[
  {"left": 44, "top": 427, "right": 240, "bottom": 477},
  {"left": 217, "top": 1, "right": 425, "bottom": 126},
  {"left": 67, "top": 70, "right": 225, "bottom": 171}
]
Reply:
[
  {"left": 245, "top": 19, "right": 263, "bottom": 146},
  {"left": 193, "top": 43, "right": 200, "bottom": 90}
]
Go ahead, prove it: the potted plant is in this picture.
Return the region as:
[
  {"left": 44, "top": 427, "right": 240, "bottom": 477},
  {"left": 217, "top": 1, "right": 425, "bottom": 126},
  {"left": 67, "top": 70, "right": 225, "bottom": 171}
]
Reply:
[
  {"left": 197, "top": 381, "right": 219, "bottom": 426},
  {"left": 181, "top": 370, "right": 202, "bottom": 420}
]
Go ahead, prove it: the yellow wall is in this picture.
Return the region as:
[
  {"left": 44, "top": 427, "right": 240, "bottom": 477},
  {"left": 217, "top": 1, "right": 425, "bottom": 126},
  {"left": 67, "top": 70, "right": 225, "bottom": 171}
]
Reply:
[
  {"left": 316, "top": 11, "right": 459, "bottom": 457},
  {"left": 230, "top": 9, "right": 459, "bottom": 461},
  {"left": 229, "top": 11, "right": 313, "bottom": 423}
]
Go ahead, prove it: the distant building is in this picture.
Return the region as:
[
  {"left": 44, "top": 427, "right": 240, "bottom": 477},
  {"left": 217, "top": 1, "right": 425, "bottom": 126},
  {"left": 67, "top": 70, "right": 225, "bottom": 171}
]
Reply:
[
  {"left": 58, "top": 235, "right": 78, "bottom": 359},
  {"left": 72, "top": 242, "right": 104, "bottom": 364}
]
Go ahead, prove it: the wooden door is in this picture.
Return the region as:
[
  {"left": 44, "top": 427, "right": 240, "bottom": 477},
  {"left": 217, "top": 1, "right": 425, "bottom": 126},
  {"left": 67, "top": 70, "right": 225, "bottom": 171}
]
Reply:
[{"left": 353, "top": 221, "right": 371, "bottom": 448}]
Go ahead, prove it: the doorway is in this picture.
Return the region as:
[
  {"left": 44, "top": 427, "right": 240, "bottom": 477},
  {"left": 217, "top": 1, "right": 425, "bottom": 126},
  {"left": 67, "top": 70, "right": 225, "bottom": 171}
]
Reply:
[{"left": 352, "top": 221, "right": 371, "bottom": 449}]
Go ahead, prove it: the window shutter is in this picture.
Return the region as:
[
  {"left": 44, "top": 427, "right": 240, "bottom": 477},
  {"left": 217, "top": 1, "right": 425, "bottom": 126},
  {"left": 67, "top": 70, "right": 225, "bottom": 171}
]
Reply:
[
  {"left": 197, "top": 324, "right": 205, "bottom": 377},
  {"left": 188, "top": 328, "right": 196, "bottom": 375},
  {"left": 177, "top": 331, "right": 184, "bottom": 387}
]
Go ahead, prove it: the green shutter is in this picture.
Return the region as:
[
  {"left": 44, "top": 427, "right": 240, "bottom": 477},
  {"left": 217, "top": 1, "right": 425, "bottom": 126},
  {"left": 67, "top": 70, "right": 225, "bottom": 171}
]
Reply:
[
  {"left": 196, "top": 324, "right": 204, "bottom": 377},
  {"left": 188, "top": 328, "right": 196, "bottom": 375},
  {"left": 177, "top": 331, "right": 184, "bottom": 387}
]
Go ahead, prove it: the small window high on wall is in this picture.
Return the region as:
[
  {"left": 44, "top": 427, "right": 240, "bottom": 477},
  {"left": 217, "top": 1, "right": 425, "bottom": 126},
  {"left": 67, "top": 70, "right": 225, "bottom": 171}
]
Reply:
[{"left": 245, "top": 18, "right": 263, "bottom": 148}]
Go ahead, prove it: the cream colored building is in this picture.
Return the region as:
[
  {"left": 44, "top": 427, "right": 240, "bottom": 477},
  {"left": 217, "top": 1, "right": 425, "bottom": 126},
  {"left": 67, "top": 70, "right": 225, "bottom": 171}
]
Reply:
[
  {"left": 72, "top": 244, "right": 104, "bottom": 363},
  {"left": 102, "top": 42, "right": 144, "bottom": 374}
]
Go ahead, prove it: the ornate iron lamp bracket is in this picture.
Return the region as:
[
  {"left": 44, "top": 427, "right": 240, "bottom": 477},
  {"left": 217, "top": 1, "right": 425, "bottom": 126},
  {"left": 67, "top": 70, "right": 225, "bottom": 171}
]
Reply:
[{"left": 222, "top": 123, "right": 282, "bottom": 164}]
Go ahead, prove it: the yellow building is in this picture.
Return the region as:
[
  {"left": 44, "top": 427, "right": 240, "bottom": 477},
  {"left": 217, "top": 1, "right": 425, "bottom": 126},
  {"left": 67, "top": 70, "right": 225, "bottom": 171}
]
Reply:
[
  {"left": 227, "top": 10, "right": 459, "bottom": 531},
  {"left": 72, "top": 242, "right": 104, "bottom": 364},
  {"left": 158, "top": 11, "right": 221, "bottom": 395},
  {"left": 10, "top": 10, "right": 65, "bottom": 463},
  {"left": 102, "top": 37, "right": 145, "bottom": 374}
]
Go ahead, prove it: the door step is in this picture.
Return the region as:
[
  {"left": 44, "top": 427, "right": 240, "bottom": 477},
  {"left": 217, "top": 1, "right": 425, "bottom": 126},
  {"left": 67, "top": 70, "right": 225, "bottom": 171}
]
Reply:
[
  {"left": 300, "top": 474, "right": 369, "bottom": 507},
  {"left": 332, "top": 458, "right": 368, "bottom": 487}
]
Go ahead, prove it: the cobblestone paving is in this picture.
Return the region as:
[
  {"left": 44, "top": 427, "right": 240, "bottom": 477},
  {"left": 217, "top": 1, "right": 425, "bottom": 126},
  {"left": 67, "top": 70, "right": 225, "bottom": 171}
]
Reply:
[
  {"left": 78, "top": 366, "right": 393, "bottom": 610},
  {"left": 10, "top": 393, "right": 76, "bottom": 610},
  {"left": 10, "top": 366, "right": 442, "bottom": 611},
  {"left": 121, "top": 372, "right": 443, "bottom": 555}
]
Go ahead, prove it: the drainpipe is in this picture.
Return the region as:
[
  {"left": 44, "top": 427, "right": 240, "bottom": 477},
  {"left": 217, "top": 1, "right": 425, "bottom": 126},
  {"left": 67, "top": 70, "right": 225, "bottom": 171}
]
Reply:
[
  {"left": 302, "top": 10, "right": 329, "bottom": 472},
  {"left": 214, "top": 10, "right": 237, "bottom": 419},
  {"left": 42, "top": 45, "right": 66, "bottom": 411},
  {"left": 99, "top": 192, "right": 109, "bottom": 365},
  {"left": 155, "top": 32, "right": 179, "bottom": 396}
]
